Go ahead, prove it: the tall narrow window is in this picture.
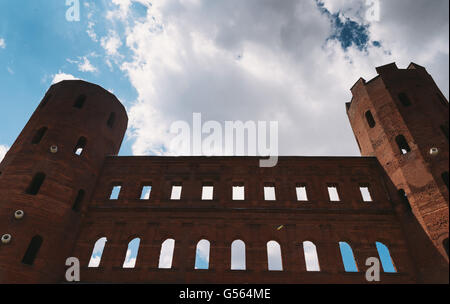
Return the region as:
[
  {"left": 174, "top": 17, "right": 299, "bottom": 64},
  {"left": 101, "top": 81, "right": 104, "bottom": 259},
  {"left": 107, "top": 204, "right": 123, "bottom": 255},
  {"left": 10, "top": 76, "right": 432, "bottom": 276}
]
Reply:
[
  {"left": 359, "top": 186, "right": 373, "bottom": 202},
  {"left": 231, "top": 240, "right": 246, "bottom": 270},
  {"left": 296, "top": 184, "right": 308, "bottom": 201},
  {"left": 74, "top": 137, "right": 87, "bottom": 156},
  {"left": 232, "top": 183, "right": 245, "bottom": 201},
  {"left": 267, "top": 241, "right": 283, "bottom": 271},
  {"left": 201, "top": 183, "right": 214, "bottom": 200},
  {"left": 109, "top": 185, "right": 121, "bottom": 200},
  {"left": 170, "top": 183, "right": 182, "bottom": 200},
  {"left": 194, "top": 239, "right": 210, "bottom": 270},
  {"left": 88, "top": 237, "right": 107, "bottom": 267},
  {"left": 123, "top": 238, "right": 140, "bottom": 268},
  {"left": 72, "top": 189, "right": 85, "bottom": 212},
  {"left": 395, "top": 135, "right": 411, "bottom": 155},
  {"left": 442, "top": 172, "right": 449, "bottom": 190},
  {"left": 327, "top": 184, "right": 340, "bottom": 202},
  {"left": 303, "top": 241, "right": 320, "bottom": 272},
  {"left": 443, "top": 238, "right": 449, "bottom": 258},
  {"left": 26, "top": 172, "right": 46, "bottom": 195},
  {"left": 107, "top": 112, "right": 116, "bottom": 128},
  {"left": 73, "top": 95, "right": 86, "bottom": 109},
  {"left": 339, "top": 242, "right": 358, "bottom": 272},
  {"left": 40, "top": 94, "right": 52, "bottom": 109},
  {"left": 398, "top": 92, "right": 412, "bottom": 107},
  {"left": 140, "top": 185, "right": 152, "bottom": 200},
  {"left": 31, "top": 127, "right": 48, "bottom": 144},
  {"left": 375, "top": 242, "right": 397, "bottom": 273},
  {"left": 158, "top": 239, "right": 175, "bottom": 269},
  {"left": 365, "top": 110, "right": 376, "bottom": 128},
  {"left": 22, "top": 235, "right": 43, "bottom": 265},
  {"left": 441, "top": 125, "right": 449, "bottom": 141},
  {"left": 264, "top": 184, "right": 276, "bottom": 201}
]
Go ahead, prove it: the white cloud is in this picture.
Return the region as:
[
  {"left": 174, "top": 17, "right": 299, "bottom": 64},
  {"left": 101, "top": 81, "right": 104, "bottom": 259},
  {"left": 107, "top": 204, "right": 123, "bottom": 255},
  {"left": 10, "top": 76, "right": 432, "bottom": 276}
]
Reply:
[
  {"left": 123, "top": 249, "right": 137, "bottom": 268},
  {"left": 78, "top": 56, "right": 98, "bottom": 73},
  {"left": 0, "top": 145, "right": 9, "bottom": 162},
  {"left": 51, "top": 72, "right": 79, "bottom": 84},
  {"left": 97, "top": 0, "right": 448, "bottom": 157},
  {"left": 0, "top": 38, "right": 5, "bottom": 49}
]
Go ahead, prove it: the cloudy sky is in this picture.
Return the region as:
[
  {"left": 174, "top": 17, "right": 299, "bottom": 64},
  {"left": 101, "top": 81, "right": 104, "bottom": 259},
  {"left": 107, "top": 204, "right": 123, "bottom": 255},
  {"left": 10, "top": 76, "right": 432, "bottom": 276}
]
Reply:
[{"left": 0, "top": 0, "right": 448, "bottom": 162}]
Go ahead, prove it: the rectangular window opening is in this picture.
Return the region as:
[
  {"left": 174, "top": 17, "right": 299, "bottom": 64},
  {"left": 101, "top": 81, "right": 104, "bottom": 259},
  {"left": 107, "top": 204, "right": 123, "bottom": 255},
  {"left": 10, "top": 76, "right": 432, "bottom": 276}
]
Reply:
[
  {"left": 202, "top": 183, "right": 214, "bottom": 200},
  {"left": 170, "top": 183, "right": 182, "bottom": 200},
  {"left": 264, "top": 184, "right": 276, "bottom": 201},
  {"left": 110, "top": 185, "right": 121, "bottom": 200},
  {"left": 140, "top": 185, "right": 152, "bottom": 200},
  {"left": 232, "top": 183, "right": 245, "bottom": 201},
  {"left": 359, "top": 186, "right": 373, "bottom": 202},
  {"left": 296, "top": 184, "right": 308, "bottom": 201},
  {"left": 328, "top": 185, "right": 341, "bottom": 202}
]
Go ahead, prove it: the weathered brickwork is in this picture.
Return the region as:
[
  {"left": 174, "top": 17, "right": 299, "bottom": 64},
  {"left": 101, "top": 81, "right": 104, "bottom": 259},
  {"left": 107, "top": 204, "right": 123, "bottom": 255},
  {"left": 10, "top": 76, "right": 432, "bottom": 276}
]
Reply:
[{"left": 0, "top": 63, "right": 448, "bottom": 284}]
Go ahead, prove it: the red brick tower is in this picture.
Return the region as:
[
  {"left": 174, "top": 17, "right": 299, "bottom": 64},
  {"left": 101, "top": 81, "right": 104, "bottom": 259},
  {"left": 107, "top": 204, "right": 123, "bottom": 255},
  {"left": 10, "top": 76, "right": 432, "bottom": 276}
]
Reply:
[
  {"left": 346, "top": 62, "right": 449, "bottom": 260},
  {"left": 0, "top": 80, "right": 128, "bottom": 283}
]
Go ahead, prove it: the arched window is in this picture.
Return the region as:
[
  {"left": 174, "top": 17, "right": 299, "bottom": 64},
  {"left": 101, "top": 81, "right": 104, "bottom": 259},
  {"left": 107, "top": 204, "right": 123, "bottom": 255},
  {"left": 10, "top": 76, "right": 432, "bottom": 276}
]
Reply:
[
  {"left": 73, "top": 95, "right": 86, "bottom": 109},
  {"left": 107, "top": 112, "right": 116, "bottom": 128},
  {"left": 267, "top": 241, "right": 283, "bottom": 271},
  {"left": 72, "top": 189, "right": 85, "bottom": 212},
  {"left": 74, "top": 137, "right": 87, "bottom": 156},
  {"left": 231, "top": 240, "right": 246, "bottom": 270},
  {"left": 22, "top": 235, "right": 43, "bottom": 265},
  {"left": 26, "top": 172, "right": 46, "bottom": 195},
  {"left": 441, "top": 125, "right": 449, "bottom": 141},
  {"left": 443, "top": 238, "right": 449, "bottom": 258},
  {"left": 123, "top": 238, "right": 141, "bottom": 268},
  {"left": 88, "top": 237, "right": 107, "bottom": 268},
  {"left": 398, "top": 92, "right": 412, "bottom": 107},
  {"left": 365, "top": 110, "right": 376, "bottom": 128},
  {"left": 375, "top": 242, "right": 397, "bottom": 273},
  {"left": 194, "top": 239, "right": 210, "bottom": 270},
  {"left": 339, "top": 242, "right": 358, "bottom": 272},
  {"left": 303, "top": 241, "right": 320, "bottom": 272},
  {"left": 395, "top": 135, "right": 411, "bottom": 155},
  {"left": 158, "top": 239, "right": 175, "bottom": 269},
  {"left": 31, "top": 127, "right": 48, "bottom": 144},
  {"left": 442, "top": 172, "right": 449, "bottom": 190}
]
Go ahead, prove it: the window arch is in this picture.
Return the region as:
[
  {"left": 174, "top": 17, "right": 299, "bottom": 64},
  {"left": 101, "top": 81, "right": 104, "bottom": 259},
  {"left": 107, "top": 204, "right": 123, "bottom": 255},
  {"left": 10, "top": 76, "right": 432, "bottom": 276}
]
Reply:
[
  {"left": 22, "top": 235, "right": 43, "bottom": 265},
  {"left": 123, "top": 238, "right": 141, "bottom": 268},
  {"left": 375, "top": 242, "right": 397, "bottom": 273},
  {"left": 365, "top": 110, "right": 376, "bottom": 128},
  {"left": 74, "top": 137, "right": 87, "bottom": 156},
  {"left": 267, "top": 240, "right": 283, "bottom": 271},
  {"left": 231, "top": 240, "right": 246, "bottom": 270},
  {"left": 72, "top": 189, "right": 85, "bottom": 212},
  {"left": 88, "top": 237, "right": 107, "bottom": 267},
  {"left": 339, "top": 242, "right": 358, "bottom": 272},
  {"left": 395, "top": 135, "right": 411, "bottom": 155},
  {"left": 158, "top": 239, "right": 175, "bottom": 269},
  {"left": 398, "top": 92, "right": 412, "bottom": 107},
  {"left": 194, "top": 239, "right": 210, "bottom": 270},
  {"left": 73, "top": 95, "right": 86, "bottom": 109},
  {"left": 303, "top": 241, "right": 320, "bottom": 272},
  {"left": 26, "top": 172, "right": 46, "bottom": 195},
  {"left": 31, "top": 127, "right": 48, "bottom": 144}
]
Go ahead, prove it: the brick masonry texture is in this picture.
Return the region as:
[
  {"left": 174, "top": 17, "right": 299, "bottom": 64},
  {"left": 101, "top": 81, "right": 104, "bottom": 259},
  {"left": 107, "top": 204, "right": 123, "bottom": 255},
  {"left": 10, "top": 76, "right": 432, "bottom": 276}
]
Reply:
[{"left": 0, "top": 63, "right": 448, "bottom": 284}]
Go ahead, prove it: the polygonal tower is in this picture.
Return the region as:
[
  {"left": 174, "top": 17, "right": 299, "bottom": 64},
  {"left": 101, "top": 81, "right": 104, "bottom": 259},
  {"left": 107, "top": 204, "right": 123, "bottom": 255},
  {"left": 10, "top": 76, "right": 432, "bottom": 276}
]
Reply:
[
  {"left": 346, "top": 62, "right": 449, "bottom": 260},
  {"left": 0, "top": 80, "right": 128, "bottom": 283}
]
